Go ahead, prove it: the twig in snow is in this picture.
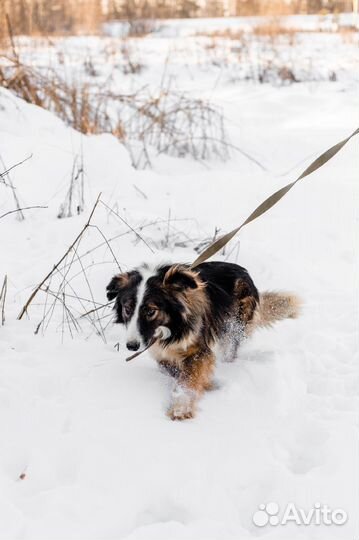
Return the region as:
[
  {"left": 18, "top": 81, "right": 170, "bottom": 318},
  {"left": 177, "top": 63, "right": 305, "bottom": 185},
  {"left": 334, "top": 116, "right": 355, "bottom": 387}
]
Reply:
[
  {"left": 0, "top": 154, "right": 34, "bottom": 220},
  {"left": 80, "top": 300, "right": 114, "bottom": 319},
  {"left": 0, "top": 154, "right": 33, "bottom": 179},
  {"left": 57, "top": 153, "right": 86, "bottom": 218},
  {"left": 100, "top": 200, "right": 155, "bottom": 254},
  {"left": 17, "top": 193, "right": 102, "bottom": 320},
  {"left": 133, "top": 184, "right": 148, "bottom": 200},
  {"left": 0, "top": 206, "right": 47, "bottom": 220},
  {"left": 0, "top": 275, "right": 7, "bottom": 326}
]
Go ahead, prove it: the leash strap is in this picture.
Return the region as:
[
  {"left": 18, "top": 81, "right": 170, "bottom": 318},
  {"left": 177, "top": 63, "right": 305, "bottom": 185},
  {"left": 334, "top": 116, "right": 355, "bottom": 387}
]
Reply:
[
  {"left": 125, "top": 127, "right": 358, "bottom": 362},
  {"left": 191, "top": 127, "right": 359, "bottom": 269}
]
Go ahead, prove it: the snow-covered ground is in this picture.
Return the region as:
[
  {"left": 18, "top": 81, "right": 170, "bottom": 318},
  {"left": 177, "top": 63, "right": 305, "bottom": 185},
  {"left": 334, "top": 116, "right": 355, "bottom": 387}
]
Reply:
[{"left": 0, "top": 15, "right": 358, "bottom": 540}]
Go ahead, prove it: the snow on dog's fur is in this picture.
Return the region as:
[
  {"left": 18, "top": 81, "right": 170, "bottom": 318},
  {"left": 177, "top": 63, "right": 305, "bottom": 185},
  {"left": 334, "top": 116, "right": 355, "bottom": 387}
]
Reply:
[{"left": 107, "top": 261, "right": 300, "bottom": 420}]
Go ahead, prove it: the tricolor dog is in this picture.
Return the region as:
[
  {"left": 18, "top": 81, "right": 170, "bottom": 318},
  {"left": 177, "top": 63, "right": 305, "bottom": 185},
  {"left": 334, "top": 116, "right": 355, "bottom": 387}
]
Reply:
[{"left": 107, "top": 261, "right": 300, "bottom": 420}]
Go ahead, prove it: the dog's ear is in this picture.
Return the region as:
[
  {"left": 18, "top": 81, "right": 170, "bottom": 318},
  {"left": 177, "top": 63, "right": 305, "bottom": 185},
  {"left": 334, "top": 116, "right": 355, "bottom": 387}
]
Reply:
[
  {"left": 163, "top": 265, "right": 202, "bottom": 291},
  {"left": 106, "top": 271, "right": 137, "bottom": 300}
]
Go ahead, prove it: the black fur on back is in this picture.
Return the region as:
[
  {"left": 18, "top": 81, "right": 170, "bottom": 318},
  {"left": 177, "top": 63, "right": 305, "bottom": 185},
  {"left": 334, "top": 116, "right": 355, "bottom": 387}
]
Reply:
[{"left": 196, "top": 261, "right": 259, "bottom": 320}]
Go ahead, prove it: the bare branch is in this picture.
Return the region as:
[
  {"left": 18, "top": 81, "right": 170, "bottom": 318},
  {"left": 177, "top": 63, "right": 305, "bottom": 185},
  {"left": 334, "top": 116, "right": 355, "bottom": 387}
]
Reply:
[
  {"left": 17, "top": 193, "right": 102, "bottom": 320},
  {"left": 100, "top": 200, "right": 155, "bottom": 254},
  {"left": 0, "top": 206, "right": 47, "bottom": 220},
  {"left": 80, "top": 301, "right": 114, "bottom": 319},
  {"left": 0, "top": 154, "right": 33, "bottom": 179},
  {"left": 0, "top": 275, "right": 8, "bottom": 326}
]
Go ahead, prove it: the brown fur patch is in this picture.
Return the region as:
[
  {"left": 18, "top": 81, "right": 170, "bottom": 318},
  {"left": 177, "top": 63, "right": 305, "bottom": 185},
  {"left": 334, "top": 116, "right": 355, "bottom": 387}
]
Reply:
[
  {"left": 162, "top": 265, "right": 211, "bottom": 339},
  {"left": 238, "top": 295, "right": 258, "bottom": 324},
  {"left": 233, "top": 277, "right": 258, "bottom": 327},
  {"left": 166, "top": 347, "right": 215, "bottom": 420},
  {"left": 163, "top": 264, "right": 205, "bottom": 290},
  {"left": 153, "top": 340, "right": 205, "bottom": 369},
  {"left": 181, "top": 350, "right": 215, "bottom": 394},
  {"left": 113, "top": 272, "right": 132, "bottom": 289},
  {"left": 182, "top": 287, "right": 210, "bottom": 324}
]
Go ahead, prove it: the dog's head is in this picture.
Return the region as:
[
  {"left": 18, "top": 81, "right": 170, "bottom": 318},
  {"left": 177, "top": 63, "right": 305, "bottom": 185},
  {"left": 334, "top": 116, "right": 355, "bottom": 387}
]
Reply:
[{"left": 106, "top": 264, "right": 206, "bottom": 351}]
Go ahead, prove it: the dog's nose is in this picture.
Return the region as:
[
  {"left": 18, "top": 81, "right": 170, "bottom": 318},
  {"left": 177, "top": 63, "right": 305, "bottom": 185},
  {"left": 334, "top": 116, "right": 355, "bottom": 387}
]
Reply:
[{"left": 126, "top": 340, "right": 140, "bottom": 351}]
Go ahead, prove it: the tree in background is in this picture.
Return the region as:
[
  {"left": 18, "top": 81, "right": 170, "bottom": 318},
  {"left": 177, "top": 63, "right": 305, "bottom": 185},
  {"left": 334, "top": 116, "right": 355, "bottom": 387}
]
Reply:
[
  {"left": 235, "top": 0, "right": 261, "bottom": 15},
  {"left": 0, "top": 0, "right": 356, "bottom": 37},
  {"left": 176, "top": 0, "right": 200, "bottom": 18},
  {"left": 204, "top": 0, "right": 225, "bottom": 16},
  {"left": 0, "top": 0, "right": 103, "bottom": 36}
]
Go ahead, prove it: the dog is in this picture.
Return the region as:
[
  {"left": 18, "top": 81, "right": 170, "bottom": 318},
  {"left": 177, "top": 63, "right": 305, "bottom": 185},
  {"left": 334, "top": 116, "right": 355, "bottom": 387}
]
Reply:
[{"left": 107, "top": 261, "right": 300, "bottom": 420}]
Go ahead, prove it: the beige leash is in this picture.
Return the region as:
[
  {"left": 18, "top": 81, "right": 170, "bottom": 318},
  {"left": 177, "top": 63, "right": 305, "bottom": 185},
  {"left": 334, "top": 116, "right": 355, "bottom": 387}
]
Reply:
[
  {"left": 127, "top": 127, "right": 358, "bottom": 361},
  {"left": 191, "top": 127, "right": 359, "bottom": 268}
]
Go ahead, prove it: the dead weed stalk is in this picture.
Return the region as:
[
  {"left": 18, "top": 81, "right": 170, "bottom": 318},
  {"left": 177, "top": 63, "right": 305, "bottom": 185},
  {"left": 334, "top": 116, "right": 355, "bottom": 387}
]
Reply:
[
  {"left": 0, "top": 54, "right": 230, "bottom": 168},
  {"left": 0, "top": 275, "right": 7, "bottom": 326}
]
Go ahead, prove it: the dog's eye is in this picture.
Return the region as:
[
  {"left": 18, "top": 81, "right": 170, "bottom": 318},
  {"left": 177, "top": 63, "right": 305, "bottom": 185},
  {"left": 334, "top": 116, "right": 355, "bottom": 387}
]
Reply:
[
  {"left": 122, "top": 303, "right": 133, "bottom": 318},
  {"left": 145, "top": 307, "right": 157, "bottom": 320}
]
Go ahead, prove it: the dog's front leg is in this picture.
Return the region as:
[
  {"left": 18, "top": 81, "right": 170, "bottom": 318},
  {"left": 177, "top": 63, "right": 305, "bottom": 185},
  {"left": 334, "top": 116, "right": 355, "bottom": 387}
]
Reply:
[
  {"left": 168, "top": 382, "right": 196, "bottom": 421},
  {"left": 167, "top": 352, "right": 215, "bottom": 421}
]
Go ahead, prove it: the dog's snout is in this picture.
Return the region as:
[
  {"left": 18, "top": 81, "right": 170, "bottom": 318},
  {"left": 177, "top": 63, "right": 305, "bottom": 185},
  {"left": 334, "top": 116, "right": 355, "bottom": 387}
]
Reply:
[{"left": 126, "top": 340, "right": 140, "bottom": 351}]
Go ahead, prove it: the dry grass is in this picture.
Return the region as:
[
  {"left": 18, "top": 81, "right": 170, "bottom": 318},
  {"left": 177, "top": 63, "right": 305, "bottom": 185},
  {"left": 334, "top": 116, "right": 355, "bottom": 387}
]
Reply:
[
  {"left": 252, "top": 19, "right": 298, "bottom": 45},
  {"left": 195, "top": 18, "right": 352, "bottom": 85},
  {"left": 0, "top": 58, "right": 112, "bottom": 134},
  {"left": 199, "top": 22, "right": 296, "bottom": 41},
  {"left": 338, "top": 25, "right": 358, "bottom": 43},
  {"left": 58, "top": 155, "right": 85, "bottom": 219},
  {"left": 196, "top": 28, "right": 246, "bottom": 41},
  {"left": 198, "top": 19, "right": 299, "bottom": 42},
  {"left": 0, "top": 54, "right": 229, "bottom": 168}
]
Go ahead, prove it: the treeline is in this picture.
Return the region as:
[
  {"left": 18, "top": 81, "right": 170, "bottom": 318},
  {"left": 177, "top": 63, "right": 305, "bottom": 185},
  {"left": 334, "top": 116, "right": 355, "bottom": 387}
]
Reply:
[
  {"left": 234, "top": 0, "right": 354, "bottom": 16},
  {"left": 0, "top": 0, "right": 354, "bottom": 39},
  {"left": 0, "top": 1, "right": 102, "bottom": 36},
  {"left": 107, "top": 0, "right": 355, "bottom": 18}
]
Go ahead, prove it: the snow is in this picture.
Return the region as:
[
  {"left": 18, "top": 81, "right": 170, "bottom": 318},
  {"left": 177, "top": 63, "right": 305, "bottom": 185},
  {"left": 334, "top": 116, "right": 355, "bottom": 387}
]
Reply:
[{"left": 0, "top": 15, "right": 358, "bottom": 540}]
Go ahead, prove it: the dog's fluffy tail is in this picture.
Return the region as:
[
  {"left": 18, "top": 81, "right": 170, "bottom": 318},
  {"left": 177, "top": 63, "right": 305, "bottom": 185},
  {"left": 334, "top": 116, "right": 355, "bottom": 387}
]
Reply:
[{"left": 251, "top": 291, "right": 301, "bottom": 331}]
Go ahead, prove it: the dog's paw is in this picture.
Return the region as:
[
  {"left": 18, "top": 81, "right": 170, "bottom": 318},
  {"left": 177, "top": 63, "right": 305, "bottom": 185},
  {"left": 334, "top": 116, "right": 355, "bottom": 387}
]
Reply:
[{"left": 167, "top": 403, "right": 195, "bottom": 421}]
